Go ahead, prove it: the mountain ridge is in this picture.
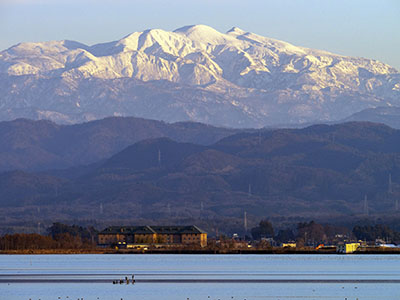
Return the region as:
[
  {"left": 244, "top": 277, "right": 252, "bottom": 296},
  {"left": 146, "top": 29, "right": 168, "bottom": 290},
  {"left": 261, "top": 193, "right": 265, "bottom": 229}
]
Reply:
[
  {"left": 1, "top": 25, "right": 399, "bottom": 127},
  {"left": 1, "top": 121, "right": 400, "bottom": 226},
  {"left": 0, "top": 116, "right": 240, "bottom": 172}
]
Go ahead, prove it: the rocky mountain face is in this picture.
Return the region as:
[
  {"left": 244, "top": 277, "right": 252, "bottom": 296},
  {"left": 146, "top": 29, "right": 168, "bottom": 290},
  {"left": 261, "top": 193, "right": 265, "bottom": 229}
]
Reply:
[
  {"left": 1, "top": 122, "right": 400, "bottom": 225},
  {"left": 1, "top": 25, "right": 399, "bottom": 127}
]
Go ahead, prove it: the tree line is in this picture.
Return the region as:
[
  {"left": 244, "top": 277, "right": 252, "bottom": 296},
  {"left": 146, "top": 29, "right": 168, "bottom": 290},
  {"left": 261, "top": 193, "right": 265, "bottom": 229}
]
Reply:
[
  {"left": 250, "top": 219, "right": 400, "bottom": 245},
  {"left": 2, "top": 220, "right": 400, "bottom": 251},
  {"left": 0, "top": 223, "right": 97, "bottom": 250}
]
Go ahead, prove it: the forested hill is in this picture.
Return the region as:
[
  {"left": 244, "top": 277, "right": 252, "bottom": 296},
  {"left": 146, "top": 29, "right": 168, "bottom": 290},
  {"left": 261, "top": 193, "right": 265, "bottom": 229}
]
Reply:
[
  {"left": 1, "top": 122, "right": 400, "bottom": 228},
  {"left": 0, "top": 117, "right": 239, "bottom": 172}
]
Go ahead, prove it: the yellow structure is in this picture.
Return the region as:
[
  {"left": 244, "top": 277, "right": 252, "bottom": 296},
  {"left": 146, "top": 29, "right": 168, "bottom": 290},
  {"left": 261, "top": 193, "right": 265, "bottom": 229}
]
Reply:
[
  {"left": 282, "top": 243, "right": 296, "bottom": 248},
  {"left": 336, "top": 243, "right": 360, "bottom": 254},
  {"left": 98, "top": 225, "right": 207, "bottom": 248}
]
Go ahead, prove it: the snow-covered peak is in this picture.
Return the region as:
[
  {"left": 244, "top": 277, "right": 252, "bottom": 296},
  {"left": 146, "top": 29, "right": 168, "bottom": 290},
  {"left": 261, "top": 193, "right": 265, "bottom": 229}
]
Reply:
[
  {"left": 226, "top": 27, "right": 247, "bottom": 35},
  {"left": 2, "top": 25, "right": 398, "bottom": 80},
  {"left": 0, "top": 25, "right": 399, "bottom": 128},
  {"left": 174, "top": 24, "right": 236, "bottom": 45},
  {"left": 6, "top": 40, "right": 88, "bottom": 57},
  {"left": 174, "top": 24, "right": 215, "bottom": 34}
]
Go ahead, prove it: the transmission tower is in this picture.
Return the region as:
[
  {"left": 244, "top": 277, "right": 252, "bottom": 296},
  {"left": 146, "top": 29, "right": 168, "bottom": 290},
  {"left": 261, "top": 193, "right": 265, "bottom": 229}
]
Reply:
[
  {"left": 167, "top": 203, "right": 171, "bottom": 216},
  {"left": 200, "top": 201, "right": 204, "bottom": 218},
  {"left": 363, "top": 194, "right": 369, "bottom": 216},
  {"left": 244, "top": 211, "right": 248, "bottom": 233}
]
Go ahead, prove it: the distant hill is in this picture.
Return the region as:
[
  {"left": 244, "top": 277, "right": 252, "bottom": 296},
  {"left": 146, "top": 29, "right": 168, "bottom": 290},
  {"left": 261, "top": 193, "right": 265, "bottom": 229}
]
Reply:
[
  {"left": 0, "top": 117, "right": 239, "bottom": 172},
  {"left": 343, "top": 106, "right": 400, "bottom": 129},
  {"left": 1, "top": 122, "right": 400, "bottom": 227}
]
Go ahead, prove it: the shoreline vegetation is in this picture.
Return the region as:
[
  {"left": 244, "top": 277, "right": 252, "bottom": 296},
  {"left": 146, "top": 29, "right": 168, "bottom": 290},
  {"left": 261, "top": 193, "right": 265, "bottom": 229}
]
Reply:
[
  {"left": 2, "top": 247, "right": 400, "bottom": 255},
  {"left": 0, "top": 244, "right": 400, "bottom": 255},
  {"left": 3, "top": 222, "right": 400, "bottom": 255}
]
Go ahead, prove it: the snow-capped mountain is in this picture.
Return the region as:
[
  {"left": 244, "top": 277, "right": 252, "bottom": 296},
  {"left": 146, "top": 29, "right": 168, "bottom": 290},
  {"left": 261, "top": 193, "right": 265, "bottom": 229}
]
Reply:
[{"left": 1, "top": 25, "right": 399, "bottom": 127}]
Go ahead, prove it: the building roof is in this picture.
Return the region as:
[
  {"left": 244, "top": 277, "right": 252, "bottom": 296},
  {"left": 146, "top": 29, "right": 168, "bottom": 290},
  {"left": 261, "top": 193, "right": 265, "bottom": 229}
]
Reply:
[
  {"left": 178, "top": 225, "right": 207, "bottom": 234},
  {"left": 99, "top": 225, "right": 206, "bottom": 235},
  {"left": 99, "top": 226, "right": 156, "bottom": 235}
]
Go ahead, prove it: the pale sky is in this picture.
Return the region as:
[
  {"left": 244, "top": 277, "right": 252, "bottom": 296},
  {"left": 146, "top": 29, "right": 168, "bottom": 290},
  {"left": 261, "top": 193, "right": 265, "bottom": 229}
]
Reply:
[{"left": 1, "top": 0, "right": 399, "bottom": 70}]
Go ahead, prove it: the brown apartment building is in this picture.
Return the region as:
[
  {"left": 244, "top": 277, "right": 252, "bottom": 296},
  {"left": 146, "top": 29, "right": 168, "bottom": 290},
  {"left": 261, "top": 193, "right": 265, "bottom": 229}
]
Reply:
[{"left": 98, "top": 225, "right": 207, "bottom": 248}]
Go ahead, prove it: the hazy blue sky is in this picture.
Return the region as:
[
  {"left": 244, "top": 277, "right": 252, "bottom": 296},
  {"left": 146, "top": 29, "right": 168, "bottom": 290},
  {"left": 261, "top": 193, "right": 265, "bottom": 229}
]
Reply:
[{"left": 1, "top": 0, "right": 399, "bottom": 70}]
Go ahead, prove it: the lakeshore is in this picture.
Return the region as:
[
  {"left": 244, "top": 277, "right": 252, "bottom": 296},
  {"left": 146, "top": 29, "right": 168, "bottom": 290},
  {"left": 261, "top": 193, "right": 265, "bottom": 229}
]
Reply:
[{"left": 3, "top": 246, "right": 400, "bottom": 255}]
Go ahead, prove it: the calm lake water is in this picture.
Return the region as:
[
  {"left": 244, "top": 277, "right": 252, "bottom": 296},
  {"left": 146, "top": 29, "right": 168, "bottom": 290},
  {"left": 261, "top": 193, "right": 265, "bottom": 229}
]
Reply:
[{"left": 1, "top": 254, "right": 400, "bottom": 300}]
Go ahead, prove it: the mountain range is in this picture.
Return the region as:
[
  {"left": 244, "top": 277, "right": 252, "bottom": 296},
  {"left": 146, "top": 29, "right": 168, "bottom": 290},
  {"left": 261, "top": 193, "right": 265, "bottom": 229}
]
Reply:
[
  {"left": 1, "top": 121, "right": 400, "bottom": 230},
  {"left": 0, "top": 117, "right": 238, "bottom": 172},
  {"left": 1, "top": 25, "right": 400, "bottom": 127}
]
